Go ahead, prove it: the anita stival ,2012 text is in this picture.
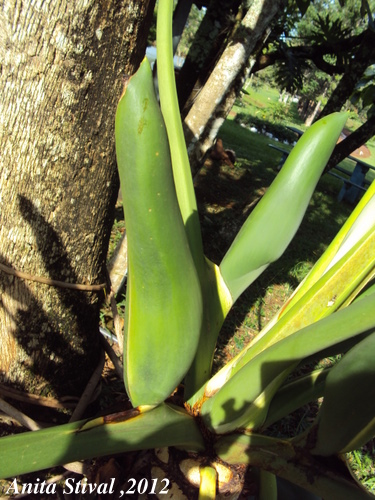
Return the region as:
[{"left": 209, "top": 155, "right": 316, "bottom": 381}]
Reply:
[{"left": 3, "top": 477, "right": 170, "bottom": 496}]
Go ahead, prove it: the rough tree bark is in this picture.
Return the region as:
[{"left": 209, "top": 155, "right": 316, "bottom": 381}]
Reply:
[
  {"left": 0, "top": 0, "right": 155, "bottom": 397},
  {"left": 183, "top": 0, "right": 283, "bottom": 173},
  {"left": 176, "top": 0, "right": 242, "bottom": 113}
]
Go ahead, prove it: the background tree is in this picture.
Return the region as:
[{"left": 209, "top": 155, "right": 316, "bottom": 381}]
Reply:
[
  {"left": 326, "top": 65, "right": 375, "bottom": 169},
  {"left": 176, "top": 0, "right": 242, "bottom": 113},
  {"left": 176, "top": 0, "right": 374, "bottom": 173},
  {"left": 253, "top": 0, "right": 375, "bottom": 166},
  {"left": 182, "top": 0, "right": 285, "bottom": 173},
  {"left": 315, "top": 2, "right": 375, "bottom": 166},
  {"left": 174, "top": 1, "right": 205, "bottom": 59},
  {"left": 0, "top": 0, "right": 155, "bottom": 397},
  {"left": 145, "top": 0, "right": 374, "bottom": 175},
  {"left": 255, "top": 0, "right": 374, "bottom": 93}
]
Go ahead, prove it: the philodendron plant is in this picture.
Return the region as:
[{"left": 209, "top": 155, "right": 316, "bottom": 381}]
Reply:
[{"left": 1, "top": 1, "right": 374, "bottom": 498}]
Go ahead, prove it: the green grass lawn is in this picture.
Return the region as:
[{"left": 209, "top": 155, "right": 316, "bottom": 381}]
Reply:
[
  {"left": 232, "top": 83, "right": 375, "bottom": 183},
  {"left": 239, "top": 82, "right": 374, "bottom": 153}
]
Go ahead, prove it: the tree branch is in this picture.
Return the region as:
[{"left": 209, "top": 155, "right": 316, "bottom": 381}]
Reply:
[
  {"left": 326, "top": 114, "right": 375, "bottom": 171},
  {"left": 253, "top": 28, "right": 374, "bottom": 76}
]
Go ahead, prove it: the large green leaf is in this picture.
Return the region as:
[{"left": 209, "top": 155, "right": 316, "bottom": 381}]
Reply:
[
  {"left": 262, "top": 367, "right": 330, "bottom": 429},
  {"left": 201, "top": 293, "right": 375, "bottom": 433},
  {"left": 219, "top": 112, "right": 347, "bottom": 302},
  {"left": 205, "top": 220, "right": 375, "bottom": 401},
  {"left": 311, "top": 331, "right": 375, "bottom": 456},
  {"left": 0, "top": 404, "right": 204, "bottom": 479},
  {"left": 116, "top": 58, "right": 203, "bottom": 407}
]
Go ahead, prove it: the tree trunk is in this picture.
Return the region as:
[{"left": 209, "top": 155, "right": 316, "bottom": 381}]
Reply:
[
  {"left": 176, "top": 0, "right": 242, "bottom": 113},
  {"left": 325, "top": 113, "right": 375, "bottom": 172},
  {"left": 317, "top": 29, "right": 375, "bottom": 120},
  {"left": 304, "top": 100, "right": 321, "bottom": 127},
  {"left": 0, "top": 0, "right": 155, "bottom": 397},
  {"left": 189, "top": 30, "right": 269, "bottom": 175},
  {"left": 314, "top": 31, "right": 375, "bottom": 171},
  {"left": 183, "top": 0, "right": 282, "bottom": 173},
  {"left": 172, "top": 0, "right": 194, "bottom": 54}
]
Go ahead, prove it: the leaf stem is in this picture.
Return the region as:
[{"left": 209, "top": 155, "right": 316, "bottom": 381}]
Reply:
[{"left": 156, "top": 0, "right": 205, "bottom": 277}]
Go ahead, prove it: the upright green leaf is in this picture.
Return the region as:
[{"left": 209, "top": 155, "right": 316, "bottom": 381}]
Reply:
[
  {"left": 156, "top": 0, "right": 233, "bottom": 400},
  {"left": 312, "top": 330, "right": 375, "bottom": 456},
  {"left": 184, "top": 258, "right": 233, "bottom": 401},
  {"left": 259, "top": 469, "right": 278, "bottom": 500},
  {"left": 157, "top": 0, "right": 205, "bottom": 276},
  {"left": 279, "top": 181, "right": 375, "bottom": 317},
  {"left": 115, "top": 59, "right": 203, "bottom": 406},
  {"left": 219, "top": 112, "right": 348, "bottom": 302},
  {"left": 198, "top": 466, "right": 217, "bottom": 500}
]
